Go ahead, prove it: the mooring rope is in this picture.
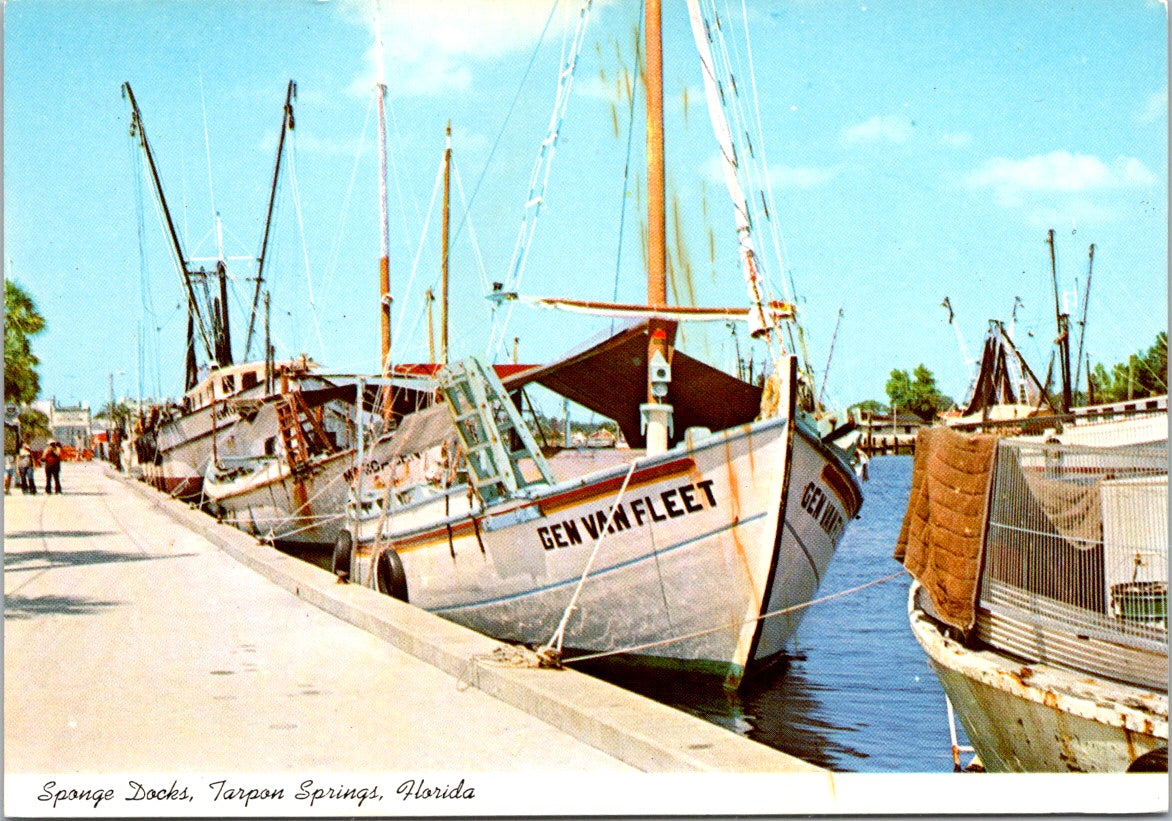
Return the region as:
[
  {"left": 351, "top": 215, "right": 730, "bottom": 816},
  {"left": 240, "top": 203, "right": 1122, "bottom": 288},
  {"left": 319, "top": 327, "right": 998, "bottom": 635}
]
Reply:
[
  {"left": 559, "top": 567, "right": 910, "bottom": 666},
  {"left": 538, "top": 459, "right": 638, "bottom": 660},
  {"left": 455, "top": 568, "right": 909, "bottom": 688}
]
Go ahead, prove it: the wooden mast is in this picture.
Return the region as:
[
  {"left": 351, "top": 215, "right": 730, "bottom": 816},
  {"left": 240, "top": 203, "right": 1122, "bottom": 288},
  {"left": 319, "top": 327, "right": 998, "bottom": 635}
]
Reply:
[
  {"left": 375, "top": 7, "right": 392, "bottom": 377},
  {"left": 441, "top": 122, "right": 452, "bottom": 366},
  {"left": 643, "top": 0, "right": 674, "bottom": 453},
  {"left": 646, "top": 0, "right": 669, "bottom": 369}
]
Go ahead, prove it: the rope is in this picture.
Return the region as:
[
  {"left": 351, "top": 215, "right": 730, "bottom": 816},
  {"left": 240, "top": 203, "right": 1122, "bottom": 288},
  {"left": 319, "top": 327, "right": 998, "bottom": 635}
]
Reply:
[
  {"left": 391, "top": 156, "right": 446, "bottom": 355},
  {"left": 609, "top": 0, "right": 643, "bottom": 336},
  {"left": 487, "top": 0, "right": 596, "bottom": 362},
  {"left": 287, "top": 132, "right": 327, "bottom": 360},
  {"left": 538, "top": 459, "right": 638, "bottom": 660},
  {"left": 457, "top": 644, "right": 550, "bottom": 692},
  {"left": 560, "top": 568, "right": 909, "bottom": 666},
  {"left": 449, "top": 1, "right": 560, "bottom": 254}
]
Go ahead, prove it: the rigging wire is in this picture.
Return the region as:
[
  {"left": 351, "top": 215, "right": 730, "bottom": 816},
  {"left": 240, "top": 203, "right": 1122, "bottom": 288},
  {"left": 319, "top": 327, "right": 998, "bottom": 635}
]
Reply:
[
  {"left": 317, "top": 94, "right": 375, "bottom": 314},
  {"left": 449, "top": 0, "right": 562, "bottom": 252},
  {"left": 198, "top": 72, "right": 219, "bottom": 238},
  {"left": 128, "top": 128, "right": 164, "bottom": 398},
  {"left": 391, "top": 155, "right": 446, "bottom": 356},
  {"left": 287, "top": 128, "right": 327, "bottom": 360},
  {"left": 487, "top": 0, "right": 597, "bottom": 362},
  {"left": 609, "top": 2, "right": 644, "bottom": 336},
  {"left": 452, "top": 160, "right": 493, "bottom": 297}
]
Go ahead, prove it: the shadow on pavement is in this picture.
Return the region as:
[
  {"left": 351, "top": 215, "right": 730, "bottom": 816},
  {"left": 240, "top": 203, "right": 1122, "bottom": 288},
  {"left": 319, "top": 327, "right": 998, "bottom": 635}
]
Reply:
[
  {"left": 5, "top": 530, "right": 118, "bottom": 540},
  {"left": 4, "top": 550, "right": 199, "bottom": 571},
  {"left": 4, "top": 593, "right": 122, "bottom": 619}
]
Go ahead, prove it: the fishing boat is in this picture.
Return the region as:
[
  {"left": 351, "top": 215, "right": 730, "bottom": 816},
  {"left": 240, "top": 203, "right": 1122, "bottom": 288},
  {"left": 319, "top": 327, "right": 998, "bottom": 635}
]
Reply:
[
  {"left": 334, "top": 0, "right": 864, "bottom": 689},
  {"left": 124, "top": 80, "right": 366, "bottom": 516},
  {"left": 199, "top": 373, "right": 362, "bottom": 544},
  {"left": 899, "top": 413, "right": 1168, "bottom": 772}
]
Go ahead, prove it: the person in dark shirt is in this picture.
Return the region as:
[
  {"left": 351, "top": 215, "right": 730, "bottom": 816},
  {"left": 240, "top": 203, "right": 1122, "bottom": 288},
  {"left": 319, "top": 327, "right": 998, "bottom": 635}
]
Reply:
[{"left": 43, "top": 441, "right": 63, "bottom": 494}]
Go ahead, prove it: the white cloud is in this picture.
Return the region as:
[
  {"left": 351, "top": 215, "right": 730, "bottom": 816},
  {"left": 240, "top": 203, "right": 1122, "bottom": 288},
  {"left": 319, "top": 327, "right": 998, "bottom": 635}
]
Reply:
[
  {"left": 767, "top": 164, "right": 841, "bottom": 189},
  {"left": 347, "top": 1, "right": 600, "bottom": 98},
  {"left": 1138, "top": 87, "right": 1168, "bottom": 124},
  {"left": 940, "top": 131, "right": 973, "bottom": 148},
  {"left": 840, "top": 115, "right": 912, "bottom": 146},
  {"left": 965, "top": 150, "right": 1158, "bottom": 196},
  {"left": 702, "top": 153, "right": 839, "bottom": 190}
]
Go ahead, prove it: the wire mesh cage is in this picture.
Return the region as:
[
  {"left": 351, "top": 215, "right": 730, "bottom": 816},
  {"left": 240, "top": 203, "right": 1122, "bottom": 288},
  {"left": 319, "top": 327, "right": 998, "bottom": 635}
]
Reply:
[{"left": 979, "top": 435, "right": 1167, "bottom": 689}]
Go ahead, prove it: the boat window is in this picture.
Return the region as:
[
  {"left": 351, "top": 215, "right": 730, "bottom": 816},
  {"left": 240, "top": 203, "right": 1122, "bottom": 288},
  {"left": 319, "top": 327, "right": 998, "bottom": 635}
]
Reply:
[
  {"left": 221, "top": 374, "right": 236, "bottom": 394},
  {"left": 241, "top": 371, "right": 258, "bottom": 391},
  {"left": 264, "top": 436, "right": 276, "bottom": 456}
]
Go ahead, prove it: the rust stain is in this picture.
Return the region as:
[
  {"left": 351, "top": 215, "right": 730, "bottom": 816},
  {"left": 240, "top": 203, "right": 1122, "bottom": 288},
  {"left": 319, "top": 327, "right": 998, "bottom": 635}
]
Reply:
[
  {"left": 723, "top": 437, "right": 751, "bottom": 590},
  {"left": 1123, "top": 728, "right": 1138, "bottom": 762}
]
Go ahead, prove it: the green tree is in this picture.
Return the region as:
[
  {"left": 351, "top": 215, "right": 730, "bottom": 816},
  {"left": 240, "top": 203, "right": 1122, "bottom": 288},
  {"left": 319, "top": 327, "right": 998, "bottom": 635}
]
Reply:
[
  {"left": 4, "top": 280, "right": 46, "bottom": 405},
  {"left": 885, "top": 364, "right": 952, "bottom": 421},
  {"left": 1089, "top": 332, "right": 1168, "bottom": 403},
  {"left": 17, "top": 407, "right": 50, "bottom": 442},
  {"left": 848, "top": 399, "right": 889, "bottom": 415}
]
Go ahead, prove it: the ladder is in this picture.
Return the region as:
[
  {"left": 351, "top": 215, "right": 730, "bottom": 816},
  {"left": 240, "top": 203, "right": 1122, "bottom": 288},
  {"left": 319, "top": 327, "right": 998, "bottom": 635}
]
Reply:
[
  {"left": 275, "top": 389, "right": 336, "bottom": 473},
  {"left": 437, "top": 358, "right": 554, "bottom": 506}
]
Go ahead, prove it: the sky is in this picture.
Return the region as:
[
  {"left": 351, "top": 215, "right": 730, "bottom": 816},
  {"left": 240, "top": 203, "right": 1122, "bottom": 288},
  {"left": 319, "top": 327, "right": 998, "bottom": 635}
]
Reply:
[{"left": 4, "top": 0, "right": 1167, "bottom": 415}]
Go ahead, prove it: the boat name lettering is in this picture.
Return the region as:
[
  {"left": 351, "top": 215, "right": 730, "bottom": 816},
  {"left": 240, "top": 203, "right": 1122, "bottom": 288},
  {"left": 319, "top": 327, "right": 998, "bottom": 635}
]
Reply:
[
  {"left": 343, "top": 459, "right": 392, "bottom": 483},
  {"left": 538, "top": 479, "right": 717, "bottom": 550},
  {"left": 800, "top": 481, "right": 845, "bottom": 542}
]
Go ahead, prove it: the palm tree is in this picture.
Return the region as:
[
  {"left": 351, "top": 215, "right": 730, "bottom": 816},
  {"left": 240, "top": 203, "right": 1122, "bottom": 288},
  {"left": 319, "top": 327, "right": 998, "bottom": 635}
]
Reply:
[{"left": 4, "top": 280, "right": 47, "bottom": 405}]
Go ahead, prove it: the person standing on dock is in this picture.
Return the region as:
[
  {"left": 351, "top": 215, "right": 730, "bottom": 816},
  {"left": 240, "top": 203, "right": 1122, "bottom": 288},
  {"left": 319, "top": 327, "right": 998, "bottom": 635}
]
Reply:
[
  {"left": 17, "top": 444, "right": 35, "bottom": 494},
  {"left": 43, "top": 440, "right": 62, "bottom": 494}
]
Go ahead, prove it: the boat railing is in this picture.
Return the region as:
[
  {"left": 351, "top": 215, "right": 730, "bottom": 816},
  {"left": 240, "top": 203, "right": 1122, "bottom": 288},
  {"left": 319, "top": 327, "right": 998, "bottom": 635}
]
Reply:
[{"left": 977, "top": 436, "right": 1168, "bottom": 691}]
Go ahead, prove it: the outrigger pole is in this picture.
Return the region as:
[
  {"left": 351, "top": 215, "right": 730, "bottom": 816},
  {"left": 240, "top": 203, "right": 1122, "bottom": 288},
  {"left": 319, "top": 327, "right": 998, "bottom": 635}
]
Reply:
[
  {"left": 1047, "top": 229, "right": 1073, "bottom": 412},
  {"left": 245, "top": 80, "right": 297, "bottom": 360},
  {"left": 123, "top": 81, "right": 217, "bottom": 391}
]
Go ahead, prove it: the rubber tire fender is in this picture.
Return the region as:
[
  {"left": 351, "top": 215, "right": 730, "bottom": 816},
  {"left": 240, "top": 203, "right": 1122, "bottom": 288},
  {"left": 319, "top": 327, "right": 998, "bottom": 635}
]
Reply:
[
  {"left": 376, "top": 548, "right": 409, "bottom": 602},
  {"left": 331, "top": 530, "right": 353, "bottom": 577}
]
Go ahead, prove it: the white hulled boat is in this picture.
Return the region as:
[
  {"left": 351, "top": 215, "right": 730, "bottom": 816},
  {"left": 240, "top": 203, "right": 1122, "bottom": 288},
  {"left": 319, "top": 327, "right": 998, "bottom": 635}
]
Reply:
[
  {"left": 333, "top": 0, "right": 864, "bottom": 688},
  {"left": 899, "top": 405, "right": 1168, "bottom": 772}
]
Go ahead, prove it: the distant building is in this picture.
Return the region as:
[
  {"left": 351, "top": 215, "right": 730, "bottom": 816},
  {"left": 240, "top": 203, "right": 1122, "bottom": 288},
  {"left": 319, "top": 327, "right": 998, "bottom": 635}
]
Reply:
[
  {"left": 853, "top": 408, "right": 927, "bottom": 456},
  {"left": 31, "top": 398, "right": 92, "bottom": 450}
]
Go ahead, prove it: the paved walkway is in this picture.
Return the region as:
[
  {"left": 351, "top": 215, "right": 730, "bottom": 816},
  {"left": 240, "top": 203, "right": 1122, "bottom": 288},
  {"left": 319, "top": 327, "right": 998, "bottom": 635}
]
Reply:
[{"left": 4, "top": 462, "right": 635, "bottom": 774}]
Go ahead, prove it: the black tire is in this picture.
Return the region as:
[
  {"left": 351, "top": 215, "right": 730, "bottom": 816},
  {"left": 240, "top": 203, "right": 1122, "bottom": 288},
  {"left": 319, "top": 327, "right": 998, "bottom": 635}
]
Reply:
[
  {"left": 1127, "top": 747, "right": 1168, "bottom": 773},
  {"left": 331, "top": 530, "right": 353, "bottom": 577},
  {"left": 375, "top": 548, "right": 409, "bottom": 602}
]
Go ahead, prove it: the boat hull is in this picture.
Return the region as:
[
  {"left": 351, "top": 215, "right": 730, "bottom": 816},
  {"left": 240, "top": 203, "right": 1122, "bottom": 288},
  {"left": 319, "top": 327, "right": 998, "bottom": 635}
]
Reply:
[
  {"left": 349, "top": 415, "right": 861, "bottom": 686},
  {"left": 204, "top": 449, "right": 354, "bottom": 545},
  {"left": 909, "top": 585, "right": 1168, "bottom": 773}
]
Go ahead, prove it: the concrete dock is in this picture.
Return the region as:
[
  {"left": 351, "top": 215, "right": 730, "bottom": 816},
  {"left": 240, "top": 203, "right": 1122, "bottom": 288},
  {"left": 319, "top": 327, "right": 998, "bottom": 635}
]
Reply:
[{"left": 4, "top": 462, "right": 820, "bottom": 777}]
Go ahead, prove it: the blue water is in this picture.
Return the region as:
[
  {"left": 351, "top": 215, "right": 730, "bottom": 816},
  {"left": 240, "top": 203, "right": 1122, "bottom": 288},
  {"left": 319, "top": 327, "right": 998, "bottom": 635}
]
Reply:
[{"left": 581, "top": 456, "right": 967, "bottom": 772}]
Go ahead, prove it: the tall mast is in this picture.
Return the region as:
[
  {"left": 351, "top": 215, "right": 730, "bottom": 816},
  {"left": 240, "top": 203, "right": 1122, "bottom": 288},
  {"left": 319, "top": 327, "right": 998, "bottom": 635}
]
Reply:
[
  {"left": 643, "top": 0, "right": 674, "bottom": 454},
  {"left": 646, "top": 0, "right": 667, "bottom": 325},
  {"left": 375, "top": 4, "right": 392, "bottom": 376},
  {"left": 441, "top": 122, "right": 452, "bottom": 366},
  {"left": 1047, "top": 229, "right": 1073, "bottom": 412},
  {"left": 245, "top": 79, "right": 296, "bottom": 360},
  {"left": 123, "top": 81, "right": 215, "bottom": 390},
  {"left": 1073, "top": 243, "right": 1094, "bottom": 398}
]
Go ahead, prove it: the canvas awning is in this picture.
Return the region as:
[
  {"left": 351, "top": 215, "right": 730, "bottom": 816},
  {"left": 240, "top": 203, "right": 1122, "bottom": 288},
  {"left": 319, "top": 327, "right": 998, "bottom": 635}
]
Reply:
[{"left": 501, "top": 320, "right": 763, "bottom": 448}]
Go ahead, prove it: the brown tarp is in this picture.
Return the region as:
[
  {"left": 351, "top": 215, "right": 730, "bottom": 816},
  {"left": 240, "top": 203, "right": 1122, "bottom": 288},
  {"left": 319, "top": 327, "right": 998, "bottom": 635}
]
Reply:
[
  {"left": 894, "top": 426, "right": 1000, "bottom": 634},
  {"left": 501, "top": 320, "right": 762, "bottom": 449}
]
